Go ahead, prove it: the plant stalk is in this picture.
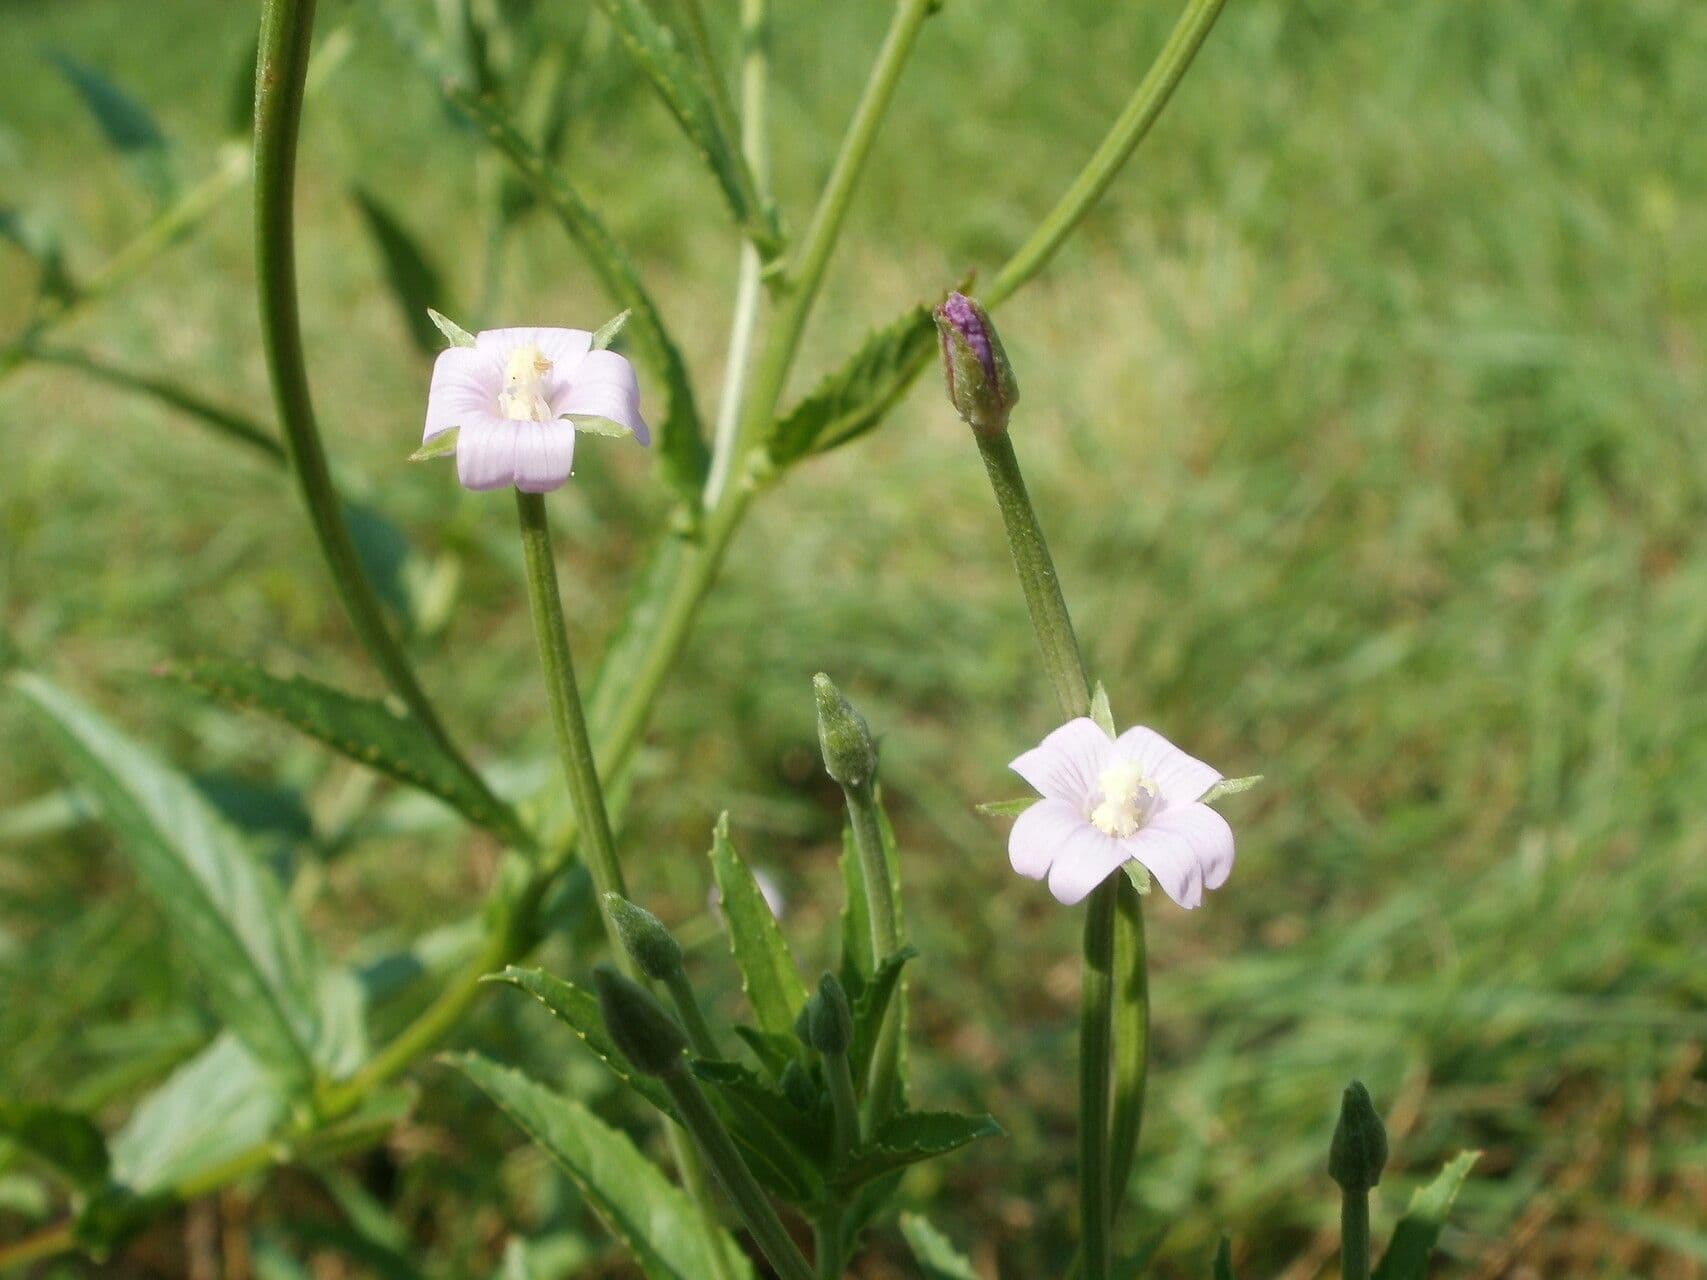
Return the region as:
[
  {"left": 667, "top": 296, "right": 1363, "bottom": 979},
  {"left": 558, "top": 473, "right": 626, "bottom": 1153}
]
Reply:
[
  {"left": 1341, "top": 1190, "right": 1371, "bottom": 1280},
  {"left": 844, "top": 779, "right": 904, "bottom": 1127}
]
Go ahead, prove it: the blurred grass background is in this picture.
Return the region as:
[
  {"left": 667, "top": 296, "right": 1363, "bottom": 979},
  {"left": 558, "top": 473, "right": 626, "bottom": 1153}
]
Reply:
[{"left": 2, "top": 0, "right": 1705, "bottom": 1275}]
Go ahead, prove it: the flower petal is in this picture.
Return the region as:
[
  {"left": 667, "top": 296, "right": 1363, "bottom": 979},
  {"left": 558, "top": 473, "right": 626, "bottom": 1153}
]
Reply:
[
  {"left": 1045, "top": 824, "right": 1132, "bottom": 906},
  {"left": 513, "top": 422, "right": 577, "bottom": 493},
  {"left": 454, "top": 414, "right": 523, "bottom": 491},
  {"left": 1115, "top": 725, "right": 1223, "bottom": 809},
  {"left": 1009, "top": 717, "right": 1113, "bottom": 806},
  {"left": 1125, "top": 824, "right": 1208, "bottom": 909},
  {"left": 1008, "top": 798, "right": 1083, "bottom": 880},
  {"left": 424, "top": 346, "right": 499, "bottom": 441},
  {"left": 1146, "top": 801, "right": 1234, "bottom": 891},
  {"left": 556, "top": 349, "right": 650, "bottom": 446},
  {"left": 476, "top": 327, "right": 594, "bottom": 406}
]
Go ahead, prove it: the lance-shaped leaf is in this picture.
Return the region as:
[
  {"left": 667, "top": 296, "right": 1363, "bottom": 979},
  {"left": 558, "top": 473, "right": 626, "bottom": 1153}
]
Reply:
[
  {"left": 709, "top": 813, "right": 808, "bottom": 1041},
  {"left": 0, "top": 1101, "right": 109, "bottom": 1192},
  {"left": 690, "top": 1059, "right": 826, "bottom": 1204},
  {"left": 1372, "top": 1151, "right": 1480, "bottom": 1280},
  {"left": 12, "top": 674, "right": 324, "bottom": 1094},
  {"left": 109, "top": 1034, "right": 285, "bottom": 1194},
  {"left": 768, "top": 301, "right": 940, "bottom": 467},
  {"left": 47, "top": 53, "right": 175, "bottom": 206},
  {"left": 835, "top": 1110, "right": 1002, "bottom": 1189},
  {"left": 484, "top": 967, "right": 672, "bottom": 1113},
  {"left": 446, "top": 88, "right": 709, "bottom": 508},
  {"left": 454, "top": 1053, "right": 753, "bottom": 1280},
  {"left": 351, "top": 187, "right": 449, "bottom": 357},
  {"left": 849, "top": 947, "right": 915, "bottom": 1084},
  {"left": 585, "top": 0, "right": 773, "bottom": 252},
  {"left": 899, "top": 1214, "right": 978, "bottom": 1280},
  {"left": 167, "top": 659, "right": 532, "bottom": 852}
]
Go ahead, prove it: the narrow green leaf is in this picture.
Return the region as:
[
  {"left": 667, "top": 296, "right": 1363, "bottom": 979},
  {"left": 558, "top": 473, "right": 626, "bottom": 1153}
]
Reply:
[
  {"left": 836, "top": 1110, "right": 1002, "bottom": 1188},
  {"left": 709, "top": 813, "right": 809, "bottom": 1041},
  {"left": 109, "top": 1034, "right": 284, "bottom": 1194},
  {"left": 1200, "top": 774, "right": 1263, "bottom": 805},
  {"left": 838, "top": 825, "right": 875, "bottom": 990},
  {"left": 689, "top": 1059, "right": 826, "bottom": 1202},
  {"left": 12, "top": 674, "right": 324, "bottom": 1093},
  {"left": 352, "top": 187, "right": 449, "bottom": 357},
  {"left": 484, "top": 967, "right": 673, "bottom": 1113},
  {"left": 975, "top": 796, "right": 1036, "bottom": 818},
  {"left": 1372, "top": 1151, "right": 1480, "bottom": 1280},
  {"left": 584, "top": 0, "right": 772, "bottom": 250},
  {"left": 849, "top": 947, "right": 916, "bottom": 1084},
  {"left": 454, "top": 1053, "right": 753, "bottom": 1280},
  {"left": 768, "top": 302, "right": 938, "bottom": 466},
  {"left": 168, "top": 659, "right": 533, "bottom": 852},
  {"left": 0, "top": 1102, "right": 109, "bottom": 1191},
  {"left": 899, "top": 1214, "right": 978, "bottom": 1280},
  {"left": 47, "top": 53, "right": 175, "bottom": 206},
  {"left": 428, "top": 308, "right": 477, "bottom": 349},
  {"left": 445, "top": 88, "right": 709, "bottom": 508},
  {"left": 1090, "top": 681, "right": 1117, "bottom": 737},
  {"left": 566, "top": 414, "right": 636, "bottom": 439}
]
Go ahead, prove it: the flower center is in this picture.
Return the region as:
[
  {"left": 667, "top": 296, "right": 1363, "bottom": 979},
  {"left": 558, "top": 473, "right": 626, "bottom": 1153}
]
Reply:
[
  {"left": 1088, "top": 758, "right": 1159, "bottom": 838},
  {"left": 497, "top": 345, "right": 555, "bottom": 422}
]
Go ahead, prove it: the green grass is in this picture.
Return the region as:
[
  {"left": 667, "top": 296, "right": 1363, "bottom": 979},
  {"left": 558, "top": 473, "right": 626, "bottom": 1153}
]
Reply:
[{"left": 2, "top": 0, "right": 1705, "bottom": 1275}]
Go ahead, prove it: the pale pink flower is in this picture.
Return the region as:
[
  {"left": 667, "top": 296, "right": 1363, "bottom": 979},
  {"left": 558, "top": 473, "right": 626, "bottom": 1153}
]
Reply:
[
  {"left": 422, "top": 327, "right": 649, "bottom": 492},
  {"left": 1008, "top": 718, "right": 1234, "bottom": 908}
]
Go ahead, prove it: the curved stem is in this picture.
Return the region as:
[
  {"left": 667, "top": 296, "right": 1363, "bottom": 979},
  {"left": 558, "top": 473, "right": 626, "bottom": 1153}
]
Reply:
[
  {"left": 737, "top": 0, "right": 937, "bottom": 456},
  {"left": 254, "top": 0, "right": 460, "bottom": 756},
  {"left": 985, "top": 0, "right": 1228, "bottom": 309}
]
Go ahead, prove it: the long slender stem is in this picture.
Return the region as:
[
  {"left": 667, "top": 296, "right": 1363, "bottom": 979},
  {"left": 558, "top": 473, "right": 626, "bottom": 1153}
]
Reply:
[
  {"left": 985, "top": 0, "right": 1227, "bottom": 309},
  {"left": 706, "top": 0, "right": 771, "bottom": 504},
  {"left": 663, "top": 1065, "right": 817, "bottom": 1280},
  {"left": 1109, "top": 873, "right": 1151, "bottom": 1207},
  {"left": 1078, "top": 883, "right": 1118, "bottom": 1280},
  {"left": 254, "top": 0, "right": 460, "bottom": 757},
  {"left": 1341, "top": 1191, "right": 1371, "bottom": 1280},
  {"left": 736, "top": 0, "right": 937, "bottom": 456},
  {"left": 513, "top": 492, "right": 630, "bottom": 955},
  {"left": 664, "top": 970, "right": 723, "bottom": 1060}
]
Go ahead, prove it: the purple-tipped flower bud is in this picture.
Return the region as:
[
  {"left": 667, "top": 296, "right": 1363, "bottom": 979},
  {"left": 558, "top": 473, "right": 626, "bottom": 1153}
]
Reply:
[{"left": 933, "top": 291, "right": 1019, "bottom": 434}]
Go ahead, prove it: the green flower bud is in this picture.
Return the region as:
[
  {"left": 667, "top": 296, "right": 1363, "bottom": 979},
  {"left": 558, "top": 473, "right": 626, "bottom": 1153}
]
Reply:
[
  {"left": 604, "top": 893, "right": 684, "bottom": 981},
  {"left": 813, "top": 673, "right": 877, "bottom": 790},
  {"left": 933, "top": 291, "right": 1019, "bottom": 434},
  {"left": 1328, "top": 1081, "right": 1388, "bottom": 1192},
  {"left": 593, "top": 964, "right": 686, "bottom": 1077},
  {"left": 779, "top": 1059, "right": 817, "bottom": 1113},
  {"left": 807, "top": 973, "right": 854, "bottom": 1057}
]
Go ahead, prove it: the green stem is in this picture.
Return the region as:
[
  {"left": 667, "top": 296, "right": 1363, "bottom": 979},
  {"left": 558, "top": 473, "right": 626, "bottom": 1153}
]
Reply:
[
  {"left": 662, "top": 1065, "right": 817, "bottom": 1280},
  {"left": 971, "top": 430, "right": 1092, "bottom": 718},
  {"left": 672, "top": 0, "right": 737, "bottom": 142},
  {"left": 664, "top": 969, "right": 723, "bottom": 1060},
  {"left": 513, "top": 491, "right": 630, "bottom": 955},
  {"left": 844, "top": 780, "right": 903, "bottom": 1126},
  {"left": 254, "top": 0, "right": 460, "bottom": 757},
  {"left": 706, "top": 0, "right": 771, "bottom": 504},
  {"left": 813, "top": 1209, "right": 844, "bottom": 1280},
  {"left": 1109, "top": 873, "right": 1150, "bottom": 1209},
  {"left": 1078, "top": 880, "right": 1118, "bottom": 1280},
  {"left": 737, "top": 0, "right": 937, "bottom": 456},
  {"left": 1341, "top": 1190, "right": 1371, "bottom": 1280},
  {"left": 985, "top": 0, "right": 1228, "bottom": 309}
]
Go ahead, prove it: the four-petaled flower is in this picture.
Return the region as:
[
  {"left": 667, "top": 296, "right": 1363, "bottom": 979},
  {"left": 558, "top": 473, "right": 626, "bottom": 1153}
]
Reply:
[
  {"left": 1008, "top": 718, "right": 1234, "bottom": 908},
  {"left": 422, "top": 327, "right": 649, "bottom": 492}
]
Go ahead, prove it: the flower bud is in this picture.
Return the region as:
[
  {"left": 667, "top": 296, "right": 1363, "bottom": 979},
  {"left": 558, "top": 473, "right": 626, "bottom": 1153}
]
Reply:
[
  {"left": 933, "top": 291, "right": 1019, "bottom": 434},
  {"left": 813, "top": 673, "right": 877, "bottom": 790},
  {"left": 779, "top": 1059, "right": 817, "bottom": 1112},
  {"left": 604, "top": 893, "right": 683, "bottom": 981},
  {"left": 806, "top": 973, "right": 854, "bottom": 1057},
  {"left": 593, "top": 964, "right": 686, "bottom": 1077},
  {"left": 1328, "top": 1081, "right": 1388, "bottom": 1192}
]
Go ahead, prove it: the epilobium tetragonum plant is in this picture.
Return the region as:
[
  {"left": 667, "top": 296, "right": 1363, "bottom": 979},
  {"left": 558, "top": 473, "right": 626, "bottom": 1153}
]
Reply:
[{"left": 0, "top": 0, "right": 1480, "bottom": 1274}]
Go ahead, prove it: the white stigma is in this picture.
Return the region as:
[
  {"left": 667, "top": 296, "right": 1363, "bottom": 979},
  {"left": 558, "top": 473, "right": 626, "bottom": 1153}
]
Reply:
[
  {"left": 498, "top": 345, "right": 555, "bottom": 422},
  {"left": 1088, "top": 757, "right": 1159, "bottom": 838}
]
